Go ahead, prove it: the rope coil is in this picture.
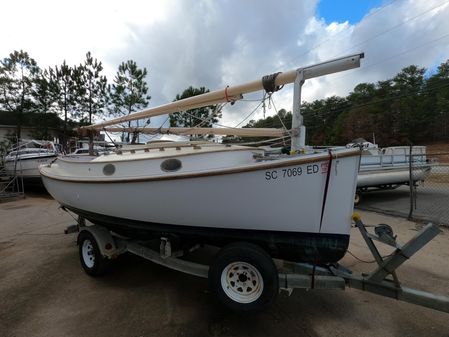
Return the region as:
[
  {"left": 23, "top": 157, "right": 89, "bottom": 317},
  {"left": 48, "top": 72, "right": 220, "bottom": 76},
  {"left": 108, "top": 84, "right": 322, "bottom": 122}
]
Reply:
[{"left": 262, "top": 72, "right": 284, "bottom": 93}]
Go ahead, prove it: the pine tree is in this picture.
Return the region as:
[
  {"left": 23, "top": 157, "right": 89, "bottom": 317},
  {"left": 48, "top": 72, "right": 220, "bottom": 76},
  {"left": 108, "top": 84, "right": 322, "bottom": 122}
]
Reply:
[
  {"left": 54, "top": 61, "right": 80, "bottom": 151},
  {"left": 33, "top": 67, "right": 58, "bottom": 115},
  {"left": 0, "top": 50, "right": 40, "bottom": 140},
  {"left": 31, "top": 67, "right": 59, "bottom": 140},
  {"left": 169, "top": 86, "right": 220, "bottom": 139},
  {"left": 109, "top": 60, "right": 150, "bottom": 143},
  {"left": 78, "top": 52, "right": 108, "bottom": 154}
]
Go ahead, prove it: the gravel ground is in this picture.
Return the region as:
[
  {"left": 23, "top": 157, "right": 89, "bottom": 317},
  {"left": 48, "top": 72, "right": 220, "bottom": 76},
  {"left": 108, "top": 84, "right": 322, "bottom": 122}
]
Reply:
[{"left": 0, "top": 193, "right": 448, "bottom": 337}]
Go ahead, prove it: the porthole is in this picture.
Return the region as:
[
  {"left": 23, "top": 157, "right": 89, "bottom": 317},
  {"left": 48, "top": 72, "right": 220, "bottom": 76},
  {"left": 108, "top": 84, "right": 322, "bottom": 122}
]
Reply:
[
  {"left": 103, "top": 163, "right": 116, "bottom": 176},
  {"left": 160, "top": 158, "right": 182, "bottom": 172}
]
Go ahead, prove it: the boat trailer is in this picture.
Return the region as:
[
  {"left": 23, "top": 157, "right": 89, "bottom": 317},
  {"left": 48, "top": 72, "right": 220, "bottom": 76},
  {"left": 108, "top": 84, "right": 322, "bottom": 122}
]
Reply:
[{"left": 67, "top": 213, "right": 449, "bottom": 313}]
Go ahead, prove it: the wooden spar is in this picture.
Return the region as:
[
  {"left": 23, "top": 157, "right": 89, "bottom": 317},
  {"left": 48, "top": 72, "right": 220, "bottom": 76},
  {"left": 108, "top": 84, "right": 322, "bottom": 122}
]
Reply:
[
  {"left": 81, "top": 53, "right": 364, "bottom": 131},
  {"left": 103, "top": 127, "right": 288, "bottom": 137}
]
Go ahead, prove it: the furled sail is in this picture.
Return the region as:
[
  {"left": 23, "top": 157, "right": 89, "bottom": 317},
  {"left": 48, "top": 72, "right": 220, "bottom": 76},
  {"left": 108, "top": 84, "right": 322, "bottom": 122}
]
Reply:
[
  {"left": 81, "top": 53, "right": 364, "bottom": 131},
  {"left": 103, "top": 127, "right": 288, "bottom": 137}
]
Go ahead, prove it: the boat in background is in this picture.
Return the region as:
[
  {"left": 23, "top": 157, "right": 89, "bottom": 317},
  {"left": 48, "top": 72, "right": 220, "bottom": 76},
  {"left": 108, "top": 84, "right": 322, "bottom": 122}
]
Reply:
[
  {"left": 4, "top": 140, "right": 61, "bottom": 183},
  {"left": 40, "top": 53, "right": 364, "bottom": 263},
  {"left": 346, "top": 139, "right": 432, "bottom": 203}
]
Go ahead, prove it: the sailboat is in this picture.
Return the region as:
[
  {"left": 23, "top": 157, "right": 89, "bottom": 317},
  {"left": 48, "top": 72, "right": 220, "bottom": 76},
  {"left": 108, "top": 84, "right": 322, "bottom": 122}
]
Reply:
[{"left": 40, "top": 53, "right": 364, "bottom": 263}]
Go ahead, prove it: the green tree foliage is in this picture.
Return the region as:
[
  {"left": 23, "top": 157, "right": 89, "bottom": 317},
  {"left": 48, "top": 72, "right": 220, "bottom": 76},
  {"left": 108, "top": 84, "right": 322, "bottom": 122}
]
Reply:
[
  {"left": 1, "top": 49, "right": 449, "bottom": 149},
  {"left": 78, "top": 52, "right": 108, "bottom": 154},
  {"left": 0, "top": 50, "right": 40, "bottom": 140},
  {"left": 78, "top": 52, "right": 108, "bottom": 124},
  {"left": 33, "top": 67, "right": 58, "bottom": 115},
  {"left": 109, "top": 60, "right": 150, "bottom": 143},
  {"left": 302, "top": 96, "right": 348, "bottom": 144},
  {"left": 423, "top": 61, "right": 449, "bottom": 141},
  {"left": 245, "top": 61, "right": 449, "bottom": 146},
  {"left": 169, "top": 86, "right": 220, "bottom": 139},
  {"left": 223, "top": 109, "right": 291, "bottom": 144},
  {"left": 31, "top": 67, "right": 61, "bottom": 140},
  {"left": 53, "top": 61, "right": 81, "bottom": 150}
]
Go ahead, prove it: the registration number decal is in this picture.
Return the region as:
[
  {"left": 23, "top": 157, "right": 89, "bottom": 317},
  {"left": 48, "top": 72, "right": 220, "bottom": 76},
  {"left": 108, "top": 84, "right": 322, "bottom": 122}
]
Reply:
[{"left": 265, "top": 164, "right": 325, "bottom": 181}]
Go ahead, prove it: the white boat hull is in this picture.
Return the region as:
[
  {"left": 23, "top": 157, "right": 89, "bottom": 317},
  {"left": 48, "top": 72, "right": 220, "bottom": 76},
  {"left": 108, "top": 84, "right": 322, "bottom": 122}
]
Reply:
[
  {"left": 5, "top": 156, "right": 57, "bottom": 179},
  {"left": 357, "top": 165, "right": 431, "bottom": 187},
  {"left": 40, "top": 147, "right": 360, "bottom": 262}
]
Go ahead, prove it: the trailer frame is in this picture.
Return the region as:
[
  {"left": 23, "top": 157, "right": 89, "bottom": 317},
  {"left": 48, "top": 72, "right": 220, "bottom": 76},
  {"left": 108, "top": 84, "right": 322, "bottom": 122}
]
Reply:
[{"left": 67, "top": 213, "right": 449, "bottom": 313}]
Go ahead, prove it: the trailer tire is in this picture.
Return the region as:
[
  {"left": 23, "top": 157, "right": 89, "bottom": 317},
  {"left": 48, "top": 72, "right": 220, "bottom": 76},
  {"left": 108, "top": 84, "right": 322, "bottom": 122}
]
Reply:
[
  {"left": 354, "top": 190, "right": 362, "bottom": 205},
  {"left": 209, "top": 242, "right": 278, "bottom": 313},
  {"left": 78, "top": 230, "right": 110, "bottom": 277}
]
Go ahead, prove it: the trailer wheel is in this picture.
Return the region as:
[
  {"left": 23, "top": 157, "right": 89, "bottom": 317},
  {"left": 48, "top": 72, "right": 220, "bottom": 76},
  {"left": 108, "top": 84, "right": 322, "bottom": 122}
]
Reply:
[
  {"left": 209, "top": 242, "right": 278, "bottom": 313},
  {"left": 78, "top": 231, "right": 110, "bottom": 277},
  {"left": 354, "top": 190, "right": 362, "bottom": 205}
]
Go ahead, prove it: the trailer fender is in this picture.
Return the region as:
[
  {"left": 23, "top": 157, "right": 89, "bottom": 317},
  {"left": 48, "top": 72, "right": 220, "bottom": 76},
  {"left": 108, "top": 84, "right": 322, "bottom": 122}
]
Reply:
[{"left": 77, "top": 226, "right": 119, "bottom": 258}]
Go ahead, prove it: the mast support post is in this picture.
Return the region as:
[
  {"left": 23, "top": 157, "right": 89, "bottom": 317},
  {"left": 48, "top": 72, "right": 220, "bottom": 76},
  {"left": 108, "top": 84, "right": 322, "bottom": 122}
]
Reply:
[{"left": 291, "top": 70, "right": 305, "bottom": 153}]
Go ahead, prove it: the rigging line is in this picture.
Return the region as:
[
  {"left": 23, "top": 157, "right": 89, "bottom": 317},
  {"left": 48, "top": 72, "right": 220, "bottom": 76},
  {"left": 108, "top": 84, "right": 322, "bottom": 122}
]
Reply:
[
  {"left": 168, "top": 103, "right": 227, "bottom": 136},
  {"left": 283, "top": 0, "right": 401, "bottom": 67},
  {"left": 330, "top": 0, "right": 449, "bottom": 61},
  {"left": 193, "top": 103, "right": 226, "bottom": 128},
  {"left": 277, "top": 1, "right": 448, "bottom": 89},
  {"left": 242, "top": 34, "right": 449, "bottom": 130},
  {"left": 302, "top": 80, "right": 449, "bottom": 119},
  {"left": 102, "top": 128, "right": 119, "bottom": 149},
  {"left": 228, "top": 135, "right": 291, "bottom": 147},
  {"left": 323, "top": 31, "right": 449, "bottom": 84},
  {"left": 132, "top": 114, "right": 153, "bottom": 135},
  {"left": 233, "top": 99, "right": 266, "bottom": 128},
  {"left": 240, "top": 98, "right": 269, "bottom": 102},
  {"left": 176, "top": 103, "right": 224, "bottom": 126},
  {"left": 146, "top": 116, "right": 171, "bottom": 142},
  {"left": 268, "top": 95, "right": 291, "bottom": 134},
  {"left": 260, "top": 141, "right": 285, "bottom": 148},
  {"left": 346, "top": 249, "right": 394, "bottom": 264},
  {"left": 364, "top": 33, "right": 449, "bottom": 69},
  {"left": 297, "top": 0, "right": 447, "bottom": 69}
]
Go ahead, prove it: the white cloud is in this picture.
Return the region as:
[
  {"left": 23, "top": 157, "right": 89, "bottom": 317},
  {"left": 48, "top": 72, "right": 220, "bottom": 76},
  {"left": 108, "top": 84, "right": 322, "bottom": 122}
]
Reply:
[{"left": 2, "top": 0, "right": 449, "bottom": 129}]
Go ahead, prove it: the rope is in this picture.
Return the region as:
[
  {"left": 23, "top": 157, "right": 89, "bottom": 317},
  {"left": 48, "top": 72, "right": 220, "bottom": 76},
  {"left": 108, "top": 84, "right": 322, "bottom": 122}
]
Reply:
[
  {"left": 233, "top": 99, "right": 265, "bottom": 128},
  {"left": 227, "top": 135, "right": 291, "bottom": 146},
  {"left": 346, "top": 250, "right": 394, "bottom": 264},
  {"left": 262, "top": 72, "right": 284, "bottom": 93},
  {"left": 269, "top": 95, "right": 291, "bottom": 135},
  {"left": 103, "top": 128, "right": 119, "bottom": 149},
  {"left": 178, "top": 103, "right": 226, "bottom": 137},
  {"left": 148, "top": 116, "right": 171, "bottom": 141}
]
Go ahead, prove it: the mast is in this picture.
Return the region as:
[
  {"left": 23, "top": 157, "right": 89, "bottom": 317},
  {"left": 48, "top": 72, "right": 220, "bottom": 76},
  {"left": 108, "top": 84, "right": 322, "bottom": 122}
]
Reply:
[
  {"left": 81, "top": 53, "right": 364, "bottom": 144},
  {"left": 289, "top": 53, "right": 364, "bottom": 152}
]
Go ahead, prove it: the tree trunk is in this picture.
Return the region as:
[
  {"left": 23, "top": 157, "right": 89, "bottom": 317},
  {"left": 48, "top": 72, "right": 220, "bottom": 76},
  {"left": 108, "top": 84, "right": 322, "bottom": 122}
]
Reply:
[
  {"left": 88, "top": 111, "right": 94, "bottom": 156},
  {"left": 63, "top": 110, "right": 67, "bottom": 153}
]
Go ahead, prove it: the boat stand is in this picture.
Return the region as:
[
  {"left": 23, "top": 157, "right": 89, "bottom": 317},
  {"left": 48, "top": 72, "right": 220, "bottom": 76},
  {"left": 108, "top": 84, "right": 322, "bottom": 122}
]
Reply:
[
  {"left": 0, "top": 166, "right": 25, "bottom": 202},
  {"left": 69, "top": 214, "right": 449, "bottom": 313}
]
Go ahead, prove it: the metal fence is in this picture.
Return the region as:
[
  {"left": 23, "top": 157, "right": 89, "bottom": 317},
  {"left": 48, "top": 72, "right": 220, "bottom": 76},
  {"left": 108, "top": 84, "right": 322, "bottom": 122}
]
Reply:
[
  {"left": 357, "top": 148, "right": 449, "bottom": 226},
  {"left": 412, "top": 152, "right": 449, "bottom": 225}
]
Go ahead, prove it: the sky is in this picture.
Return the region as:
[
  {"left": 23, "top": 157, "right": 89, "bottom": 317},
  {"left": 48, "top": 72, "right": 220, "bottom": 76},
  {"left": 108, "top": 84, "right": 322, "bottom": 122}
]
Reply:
[
  {"left": 1, "top": 0, "right": 449, "bottom": 129},
  {"left": 318, "top": 0, "right": 384, "bottom": 24}
]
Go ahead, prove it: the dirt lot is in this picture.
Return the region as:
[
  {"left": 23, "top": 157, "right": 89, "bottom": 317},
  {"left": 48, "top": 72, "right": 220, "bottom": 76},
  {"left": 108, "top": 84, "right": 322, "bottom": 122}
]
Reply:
[{"left": 0, "top": 194, "right": 448, "bottom": 337}]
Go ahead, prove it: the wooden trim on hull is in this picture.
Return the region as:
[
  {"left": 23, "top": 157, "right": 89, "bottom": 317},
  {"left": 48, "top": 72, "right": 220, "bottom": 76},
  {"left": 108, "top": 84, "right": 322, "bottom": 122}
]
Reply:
[
  {"left": 66, "top": 205, "right": 350, "bottom": 263},
  {"left": 40, "top": 150, "right": 361, "bottom": 183}
]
